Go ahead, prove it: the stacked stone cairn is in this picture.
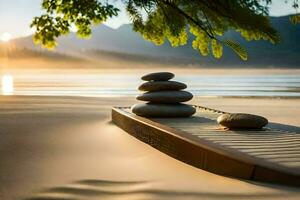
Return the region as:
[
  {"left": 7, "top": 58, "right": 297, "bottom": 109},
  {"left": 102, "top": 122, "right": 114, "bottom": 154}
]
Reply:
[{"left": 131, "top": 72, "right": 196, "bottom": 117}]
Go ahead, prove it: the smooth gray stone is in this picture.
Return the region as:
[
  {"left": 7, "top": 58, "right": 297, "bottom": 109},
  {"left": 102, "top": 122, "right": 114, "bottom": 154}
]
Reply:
[
  {"left": 141, "top": 72, "right": 174, "bottom": 81},
  {"left": 137, "top": 91, "right": 193, "bottom": 103},
  {"left": 138, "top": 81, "right": 187, "bottom": 92},
  {"left": 131, "top": 103, "right": 196, "bottom": 117},
  {"left": 217, "top": 113, "right": 268, "bottom": 129}
]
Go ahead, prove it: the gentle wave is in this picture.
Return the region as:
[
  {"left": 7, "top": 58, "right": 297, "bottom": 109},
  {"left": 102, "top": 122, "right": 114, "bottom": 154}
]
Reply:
[{"left": 3, "top": 74, "right": 300, "bottom": 98}]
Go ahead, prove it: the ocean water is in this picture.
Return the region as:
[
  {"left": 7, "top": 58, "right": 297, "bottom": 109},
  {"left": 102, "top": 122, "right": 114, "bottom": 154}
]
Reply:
[{"left": 2, "top": 73, "right": 300, "bottom": 98}]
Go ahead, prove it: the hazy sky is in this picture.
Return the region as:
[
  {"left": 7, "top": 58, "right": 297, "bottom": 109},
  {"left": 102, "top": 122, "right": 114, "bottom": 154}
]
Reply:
[{"left": 0, "top": 0, "right": 296, "bottom": 38}]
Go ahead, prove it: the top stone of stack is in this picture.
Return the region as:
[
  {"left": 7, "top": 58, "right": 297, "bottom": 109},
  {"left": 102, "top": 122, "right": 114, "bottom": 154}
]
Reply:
[{"left": 141, "top": 72, "right": 175, "bottom": 81}]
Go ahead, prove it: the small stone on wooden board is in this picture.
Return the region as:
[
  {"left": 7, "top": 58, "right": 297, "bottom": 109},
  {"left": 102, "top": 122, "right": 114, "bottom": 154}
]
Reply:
[
  {"left": 138, "top": 81, "right": 187, "bottom": 91},
  {"left": 137, "top": 91, "right": 193, "bottom": 103},
  {"left": 217, "top": 113, "right": 268, "bottom": 129},
  {"left": 131, "top": 103, "right": 196, "bottom": 117},
  {"left": 141, "top": 72, "right": 175, "bottom": 81}
]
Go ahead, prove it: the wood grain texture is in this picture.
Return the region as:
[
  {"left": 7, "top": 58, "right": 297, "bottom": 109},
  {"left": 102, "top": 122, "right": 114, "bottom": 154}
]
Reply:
[{"left": 112, "top": 107, "right": 300, "bottom": 186}]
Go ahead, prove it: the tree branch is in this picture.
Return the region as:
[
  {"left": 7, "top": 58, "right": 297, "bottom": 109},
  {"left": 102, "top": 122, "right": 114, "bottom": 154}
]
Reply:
[{"left": 160, "top": 0, "right": 215, "bottom": 39}]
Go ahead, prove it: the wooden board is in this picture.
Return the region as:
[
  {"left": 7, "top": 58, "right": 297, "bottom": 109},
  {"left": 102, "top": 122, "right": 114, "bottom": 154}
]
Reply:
[{"left": 111, "top": 106, "right": 300, "bottom": 186}]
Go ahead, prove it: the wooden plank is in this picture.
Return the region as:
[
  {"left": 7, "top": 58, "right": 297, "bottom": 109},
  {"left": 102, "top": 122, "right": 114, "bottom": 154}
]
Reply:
[
  {"left": 112, "top": 107, "right": 300, "bottom": 186},
  {"left": 112, "top": 108, "right": 254, "bottom": 179}
]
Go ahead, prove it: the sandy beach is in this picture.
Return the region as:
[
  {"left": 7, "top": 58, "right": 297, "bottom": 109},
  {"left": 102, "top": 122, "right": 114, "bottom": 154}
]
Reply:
[{"left": 0, "top": 95, "right": 299, "bottom": 200}]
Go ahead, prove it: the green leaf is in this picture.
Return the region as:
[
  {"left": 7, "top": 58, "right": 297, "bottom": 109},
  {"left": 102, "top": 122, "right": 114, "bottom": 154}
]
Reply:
[
  {"left": 211, "top": 39, "right": 223, "bottom": 59},
  {"left": 290, "top": 15, "right": 300, "bottom": 24},
  {"left": 222, "top": 39, "right": 248, "bottom": 61}
]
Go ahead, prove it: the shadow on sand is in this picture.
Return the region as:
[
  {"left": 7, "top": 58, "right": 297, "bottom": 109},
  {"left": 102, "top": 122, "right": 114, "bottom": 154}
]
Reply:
[{"left": 23, "top": 179, "right": 299, "bottom": 200}]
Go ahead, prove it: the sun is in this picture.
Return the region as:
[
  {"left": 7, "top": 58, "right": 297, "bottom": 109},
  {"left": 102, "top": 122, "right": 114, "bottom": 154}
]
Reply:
[{"left": 0, "top": 32, "right": 12, "bottom": 42}]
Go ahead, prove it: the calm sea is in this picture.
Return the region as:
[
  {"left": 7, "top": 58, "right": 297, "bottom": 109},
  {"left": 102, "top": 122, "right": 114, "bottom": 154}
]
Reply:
[{"left": 3, "top": 73, "right": 300, "bottom": 98}]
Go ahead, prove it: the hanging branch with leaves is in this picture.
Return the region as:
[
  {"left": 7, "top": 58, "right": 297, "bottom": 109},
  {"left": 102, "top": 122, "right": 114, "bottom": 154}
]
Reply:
[{"left": 31, "top": 0, "right": 298, "bottom": 60}]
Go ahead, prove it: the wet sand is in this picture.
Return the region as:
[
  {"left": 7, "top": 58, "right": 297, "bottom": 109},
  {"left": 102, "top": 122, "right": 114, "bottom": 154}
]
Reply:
[{"left": 0, "top": 96, "right": 299, "bottom": 200}]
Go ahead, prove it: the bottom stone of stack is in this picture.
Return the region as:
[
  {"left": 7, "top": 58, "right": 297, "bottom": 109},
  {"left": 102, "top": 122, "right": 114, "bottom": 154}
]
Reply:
[{"left": 131, "top": 103, "right": 196, "bottom": 117}]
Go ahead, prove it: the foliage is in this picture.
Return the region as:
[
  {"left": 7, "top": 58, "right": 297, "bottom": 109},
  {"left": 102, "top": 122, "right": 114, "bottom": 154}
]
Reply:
[
  {"left": 31, "top": 0, "right": 119, "bottom": 49},
  {"left": 31, "top": 0, "right": 297, "bottom": 60},
  {"left": 290, "top": 0, "right": 300, "bottom": 24}
]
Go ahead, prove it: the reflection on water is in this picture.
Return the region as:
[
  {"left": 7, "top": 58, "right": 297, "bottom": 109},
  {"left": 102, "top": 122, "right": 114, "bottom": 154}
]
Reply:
[
  {"left": 1, "top": 74, "right": 14, "bottom": 95},
  {"left": 3, "top": 73, "right": 300, "bottom": 98}
]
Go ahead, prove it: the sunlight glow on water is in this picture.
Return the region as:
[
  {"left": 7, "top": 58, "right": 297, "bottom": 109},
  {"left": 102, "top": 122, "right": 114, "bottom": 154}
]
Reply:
[{"left": 1, "top": 74, "right": 14, "bottom": 95}]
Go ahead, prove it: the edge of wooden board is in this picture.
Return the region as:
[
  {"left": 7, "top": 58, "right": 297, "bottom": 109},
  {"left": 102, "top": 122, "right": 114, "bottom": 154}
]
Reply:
[{"left": 112, "top": 107, "right": 300, "bottom": 186}]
